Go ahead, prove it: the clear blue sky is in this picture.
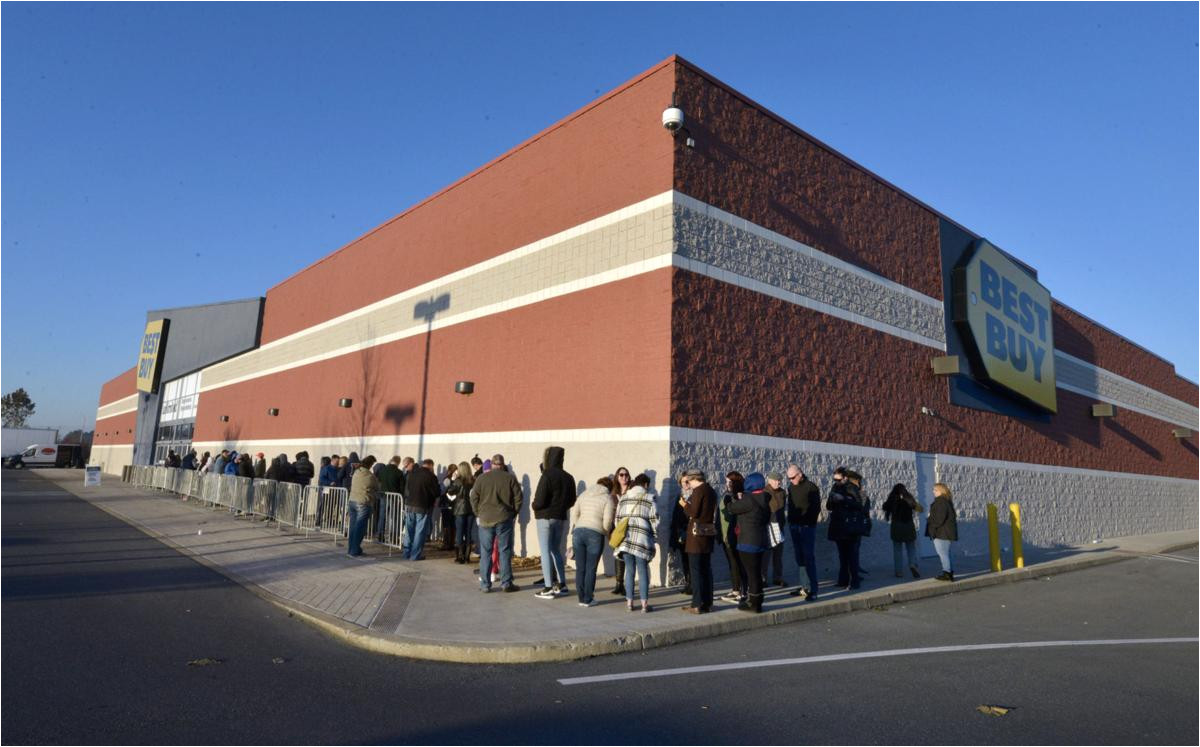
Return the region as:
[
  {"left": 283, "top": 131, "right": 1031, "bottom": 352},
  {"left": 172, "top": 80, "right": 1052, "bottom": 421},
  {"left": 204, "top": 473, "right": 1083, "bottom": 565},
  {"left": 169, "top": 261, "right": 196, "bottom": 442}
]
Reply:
[{"left": 3, "top": 2, "right": 1196, "bottom": 431}]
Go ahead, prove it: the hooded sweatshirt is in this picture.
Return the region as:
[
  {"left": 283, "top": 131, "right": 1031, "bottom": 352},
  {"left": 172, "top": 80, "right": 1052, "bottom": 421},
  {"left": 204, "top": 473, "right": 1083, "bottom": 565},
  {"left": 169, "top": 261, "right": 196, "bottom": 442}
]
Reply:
[{"left": 532, "top": 446, "right": 577, "bottom": 521}]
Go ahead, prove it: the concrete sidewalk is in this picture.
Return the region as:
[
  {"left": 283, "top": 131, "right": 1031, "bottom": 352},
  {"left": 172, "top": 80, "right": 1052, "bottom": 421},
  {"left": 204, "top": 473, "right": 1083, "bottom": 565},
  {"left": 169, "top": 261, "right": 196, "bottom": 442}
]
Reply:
[{"left": 39, "top": 469, "right": 1197, "bottom": 663}]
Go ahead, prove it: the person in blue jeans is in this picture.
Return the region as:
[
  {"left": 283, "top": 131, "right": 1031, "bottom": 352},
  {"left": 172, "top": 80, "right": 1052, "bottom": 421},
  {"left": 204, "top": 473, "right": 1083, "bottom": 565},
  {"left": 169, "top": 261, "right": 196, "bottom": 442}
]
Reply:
[
  {"left": 786, "top": 464, "right": 822, "bottom": 600},
  {"left": 926, "top": 482, "right": 958, "bottom": 582},
  {"left": 569, "top": 478, "right": 615, "bottom": 606},
  {"left": 469, "top": 454, "right": 524, "bottom": 592},
  {"left": 614, "top": 477, "right": 659, "bottom": 612},
  {"left": 532, "top": 446, "right": 577, "bottom": 599},
  {"left": 346, "top": 456, "right": 378, "bottom": 557},
  {"left": 402, "top": 459, "right": 440, "bottom": 560}
]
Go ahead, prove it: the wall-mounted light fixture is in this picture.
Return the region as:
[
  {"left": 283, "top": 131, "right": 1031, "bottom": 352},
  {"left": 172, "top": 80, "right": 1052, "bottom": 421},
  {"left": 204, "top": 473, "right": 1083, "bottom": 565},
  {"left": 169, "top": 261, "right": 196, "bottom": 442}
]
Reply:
[
  {"left": 1172, "top": 428, "right": 1194, "bottom": 440},
  {"left": 930, "top": 356, "right": 960, "bottom": 376},
  {"left": 267, "top": 408, "right": 279, "bottom": 417},
  {"left": 455, "top": 381, "right": 475, "bottom": 396},
  {"left": 219, "top": 415, "right": 230, "bottom": 422},
  {"left": 1090, "top": 403, "right": 1116, "bottom": 418},
  {"left": 338, "top": 398, "right": 353, "bottom": 408}
]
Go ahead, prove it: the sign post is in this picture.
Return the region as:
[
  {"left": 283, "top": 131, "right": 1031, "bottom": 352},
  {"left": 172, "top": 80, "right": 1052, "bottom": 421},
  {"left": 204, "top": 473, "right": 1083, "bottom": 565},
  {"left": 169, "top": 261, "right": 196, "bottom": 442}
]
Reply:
[{"left": 84, "top": 465, "right": 102, "bottom": 487}]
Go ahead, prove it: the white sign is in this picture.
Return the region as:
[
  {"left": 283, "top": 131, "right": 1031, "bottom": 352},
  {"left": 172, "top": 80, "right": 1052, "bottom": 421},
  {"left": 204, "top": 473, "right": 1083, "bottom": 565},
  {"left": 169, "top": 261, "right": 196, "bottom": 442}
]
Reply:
[{"left": 84, "top": 465, "right": 102, "bottom": 487}]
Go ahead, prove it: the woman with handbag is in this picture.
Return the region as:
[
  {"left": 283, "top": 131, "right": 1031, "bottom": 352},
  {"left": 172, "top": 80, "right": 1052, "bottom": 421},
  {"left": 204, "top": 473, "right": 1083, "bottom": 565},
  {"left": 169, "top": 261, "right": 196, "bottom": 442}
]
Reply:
[
  {"left": 727, "top": 472, "right": 772, "bottom": 613},
  {"left": 614, "top": 475, "right": 659, "bottom": 612},
  {"left": 680, "top": 469, "right": 718, "bottom": 614},
  {"left": 570, "top": 477, "right": 615, "bottom": 607},
  {"left": 926, "top": 482, "right": 958, "bottom": 582},
  {"left": 882, "top": 483, "right": 923, "bottom": 578},
  {"left": 609, "top": 467, "right": 632, "bottom": 596}
]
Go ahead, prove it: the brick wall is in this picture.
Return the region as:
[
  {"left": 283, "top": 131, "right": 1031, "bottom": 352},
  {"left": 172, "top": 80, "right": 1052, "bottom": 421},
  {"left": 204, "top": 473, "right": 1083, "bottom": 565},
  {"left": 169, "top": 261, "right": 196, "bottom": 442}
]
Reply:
[
  {"left": 259, "top": 60, "right": 678, "bottom": 344},
  {"left": 98, "top": 366, "right": 137, "bottom": 406},
  {"left": 671, "top": 269, "right": 1197, "bottom": 480},
  {"left": 196, "top": 270, "right": 673, "bottom": 443},
  {"left": 672, "top": 59, "right": 944, "bottom": 299}
]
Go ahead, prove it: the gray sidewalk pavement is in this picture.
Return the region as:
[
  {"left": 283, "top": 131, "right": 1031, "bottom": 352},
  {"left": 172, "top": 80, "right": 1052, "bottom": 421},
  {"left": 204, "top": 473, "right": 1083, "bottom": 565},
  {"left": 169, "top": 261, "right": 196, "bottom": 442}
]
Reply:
[{"left": 36, "top": 469, "right": 1198, "bottom": 663}]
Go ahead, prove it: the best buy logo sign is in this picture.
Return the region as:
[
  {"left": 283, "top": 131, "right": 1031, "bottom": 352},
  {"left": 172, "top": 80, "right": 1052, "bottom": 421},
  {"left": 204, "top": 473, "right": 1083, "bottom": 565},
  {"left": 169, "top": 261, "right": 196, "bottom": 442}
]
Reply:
[{"left": 953, "top": 240, "right": 1057, "bottom": 413}]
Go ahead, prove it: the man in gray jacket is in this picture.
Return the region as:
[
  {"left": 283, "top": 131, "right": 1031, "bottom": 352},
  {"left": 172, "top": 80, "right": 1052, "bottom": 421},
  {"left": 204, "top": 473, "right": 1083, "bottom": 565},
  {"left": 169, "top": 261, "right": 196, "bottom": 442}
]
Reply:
[{"left": 469, "top": 454, "right": 523, "bottom": 592}]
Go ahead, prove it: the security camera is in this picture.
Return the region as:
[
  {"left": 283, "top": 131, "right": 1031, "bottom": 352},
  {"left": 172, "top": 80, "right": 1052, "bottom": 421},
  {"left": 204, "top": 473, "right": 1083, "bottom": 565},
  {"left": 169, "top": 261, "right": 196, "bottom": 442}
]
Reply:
[{"left": 662, "top": 106, "right": 684, "bottom": 132}]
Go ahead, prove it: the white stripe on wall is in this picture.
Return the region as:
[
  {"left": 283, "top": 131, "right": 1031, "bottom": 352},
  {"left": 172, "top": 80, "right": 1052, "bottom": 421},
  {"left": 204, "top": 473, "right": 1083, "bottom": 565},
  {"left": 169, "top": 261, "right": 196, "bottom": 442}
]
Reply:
[
  {"left": 182, "top": 189, "right": 1189, "bottom": 430},
  {"left": 96, "top": 394, "right": 139, "bottom": 420}
]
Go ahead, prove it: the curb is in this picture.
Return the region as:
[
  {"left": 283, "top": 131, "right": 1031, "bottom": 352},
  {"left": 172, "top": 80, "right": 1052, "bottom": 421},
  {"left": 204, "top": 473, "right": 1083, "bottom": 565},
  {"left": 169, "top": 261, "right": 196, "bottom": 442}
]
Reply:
[{"left": 43, "top": 473, "right": 1198, "bottom": 665}]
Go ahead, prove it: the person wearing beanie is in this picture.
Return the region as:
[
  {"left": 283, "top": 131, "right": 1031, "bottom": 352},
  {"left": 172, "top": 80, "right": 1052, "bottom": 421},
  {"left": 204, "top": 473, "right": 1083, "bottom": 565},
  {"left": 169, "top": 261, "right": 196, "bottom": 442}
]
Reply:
[
  {"left": 253, "top": 452, "right": 267, "bottom": 479},
  {"left": 726, "top": 472, "right": 772, "bottom": 613}
]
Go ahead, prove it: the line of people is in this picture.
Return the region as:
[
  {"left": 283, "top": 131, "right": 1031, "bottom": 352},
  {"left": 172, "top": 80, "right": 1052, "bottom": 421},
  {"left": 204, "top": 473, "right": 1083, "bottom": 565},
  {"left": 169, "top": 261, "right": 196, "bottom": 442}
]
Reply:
[{"left": 169, "top": 444, "right": 961, "bottom": 603}]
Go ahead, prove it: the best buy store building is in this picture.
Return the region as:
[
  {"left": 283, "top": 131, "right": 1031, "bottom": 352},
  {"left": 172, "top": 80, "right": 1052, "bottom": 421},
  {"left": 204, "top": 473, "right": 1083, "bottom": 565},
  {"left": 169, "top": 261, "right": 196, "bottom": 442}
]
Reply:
[{"left": 92, "top": 56, "right": 1198, "bottom": 572}]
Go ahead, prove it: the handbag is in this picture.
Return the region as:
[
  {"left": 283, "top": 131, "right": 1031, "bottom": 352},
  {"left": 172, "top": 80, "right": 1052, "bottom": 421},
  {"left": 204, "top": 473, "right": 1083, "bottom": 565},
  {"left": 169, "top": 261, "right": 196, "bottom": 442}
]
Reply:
[
  {"left": 609, "top": 517, "right": 630, "bottom": 550},
  {"left": 691, "top": 521, "right": 717, "bottom": 537},
  {"left": 768, "top": 521, "right": 785, "bottom": 547}
]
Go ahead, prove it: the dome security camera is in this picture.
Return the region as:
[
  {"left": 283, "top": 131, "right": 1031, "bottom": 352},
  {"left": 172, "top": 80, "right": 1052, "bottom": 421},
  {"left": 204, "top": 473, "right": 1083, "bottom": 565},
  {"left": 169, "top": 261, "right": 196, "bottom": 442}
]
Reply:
[{"left": 662, "top": 106, "right": 684, "bottom": 132}]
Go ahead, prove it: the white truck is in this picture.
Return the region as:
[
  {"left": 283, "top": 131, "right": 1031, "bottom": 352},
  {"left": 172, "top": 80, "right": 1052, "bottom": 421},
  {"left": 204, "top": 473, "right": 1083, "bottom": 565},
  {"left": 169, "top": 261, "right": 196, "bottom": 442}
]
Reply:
[
  {"left": 2, "top": 427, "right": 59, "bottom": 459},
  {"left": 5, "top": 443, "right": 82, "bottom": 469}
]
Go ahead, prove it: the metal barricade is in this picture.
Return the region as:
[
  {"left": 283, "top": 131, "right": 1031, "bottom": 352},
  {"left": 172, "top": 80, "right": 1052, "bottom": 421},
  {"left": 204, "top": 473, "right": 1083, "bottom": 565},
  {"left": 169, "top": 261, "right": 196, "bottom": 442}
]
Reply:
[
  {"left": 372, "top": 492, "right": 405, "bottom": 552},
  {"left": 222, "top": 475, "right": 253, "bottom": 514},
  {"left": 202, "top": 472, "right": 222, "bottom": 506},
  {"left": 298, "top": 486, "right": 349, "bottom": 540},
  {"left": 251, "top": 479, "right": 278, "bottom": 520},
  {"left": 272, "top": 482, "right": 305, "bottom": 528}
]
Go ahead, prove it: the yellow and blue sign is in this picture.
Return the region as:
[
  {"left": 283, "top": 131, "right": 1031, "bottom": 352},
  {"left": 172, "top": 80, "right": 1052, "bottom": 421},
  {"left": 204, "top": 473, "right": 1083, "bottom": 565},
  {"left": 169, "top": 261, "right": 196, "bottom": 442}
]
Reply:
[
  {"left": 953, "top": 241, "right": 1056, "bottom": 412},
  {"left": 135, "top": 319, "right": 170, "bottom": 394}
]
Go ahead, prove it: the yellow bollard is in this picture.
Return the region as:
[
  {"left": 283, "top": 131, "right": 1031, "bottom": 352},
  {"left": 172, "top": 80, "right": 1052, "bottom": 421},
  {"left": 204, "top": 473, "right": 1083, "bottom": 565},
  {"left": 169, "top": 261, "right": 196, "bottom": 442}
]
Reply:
[
  {"left": 987, "top": 503, "right": 1002, "bottom": 572},
  {"left": 1009, "top": 502, "right": 1024, "bottom": 568}
]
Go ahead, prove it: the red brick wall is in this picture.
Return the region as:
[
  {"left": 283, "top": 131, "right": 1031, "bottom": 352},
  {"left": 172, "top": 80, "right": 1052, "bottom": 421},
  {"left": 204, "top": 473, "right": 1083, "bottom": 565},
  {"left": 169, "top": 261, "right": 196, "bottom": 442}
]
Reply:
[
  {"left": 196, "top": 270, "right": 672, "bottom": 442},
  {"left": 672, "top": 271, "right": 1196, "bottom": 480},
  {"left": 672, "top": 59, "right": 944, "bottom": 299},
  {"left": 93, "top": 411, "right": 136, "bottom": 445},
  {"left": 98, "top": 367, "right": 137, "bottom": 406},
  {"left": 258, "top": 60, "right": 678, "bottom": 345},
  {"left": 1054, "top": 303, "right": 1197, "bottom": 405}
]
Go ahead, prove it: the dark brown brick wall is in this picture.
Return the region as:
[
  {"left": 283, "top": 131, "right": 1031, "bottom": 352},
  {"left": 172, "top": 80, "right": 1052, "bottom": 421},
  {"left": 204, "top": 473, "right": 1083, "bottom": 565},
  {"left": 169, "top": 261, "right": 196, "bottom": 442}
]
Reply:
[
  {"left": 672, "top": 270, "right": 1196, "bottom": 480},
  {"left": 672, "top": 60, "right": 944, "bottom": 299},
  {"left": 1054, "top": 303, "right": 1197, "bottom": 405}
]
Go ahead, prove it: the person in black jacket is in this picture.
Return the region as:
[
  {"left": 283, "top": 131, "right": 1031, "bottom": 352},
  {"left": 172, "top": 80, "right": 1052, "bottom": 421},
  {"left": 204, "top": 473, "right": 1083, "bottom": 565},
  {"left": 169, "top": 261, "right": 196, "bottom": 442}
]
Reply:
[
  {"left": 727, "top": 472, "right": 772, "bottom": 613},
  {"left": 786, "top": 464, "right": 822, "bottom": 600},
  {"left": 883, "top": 483, "right": 923, "bottom": 579},
  {"left": 826, "top": 467, "right": 868, "bottom": 590},
  {"left": 402, "top": 459, "right": 440, "bottom": 560},
  {"left": 339, "top": 452, "right": 360, "bottom": 490},
  {"left": 532, "top": 446, "right": 576, "bottom": 598},
  {"left": 292, "top": 451, "right": 315, "bottom": 486},
  {"left": 926, "top": 482, "right": 958, "bottom": 581}
]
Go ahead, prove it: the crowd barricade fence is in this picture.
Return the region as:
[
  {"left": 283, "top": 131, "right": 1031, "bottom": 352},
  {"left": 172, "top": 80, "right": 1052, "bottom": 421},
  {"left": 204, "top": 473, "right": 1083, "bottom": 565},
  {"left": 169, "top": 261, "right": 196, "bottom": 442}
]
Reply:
[
  {"left": 272, "top": 481, "right": 305, "bottom": 529},
  {"left": 124, "top": 469, "right": 463, "bottom": 554}
]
